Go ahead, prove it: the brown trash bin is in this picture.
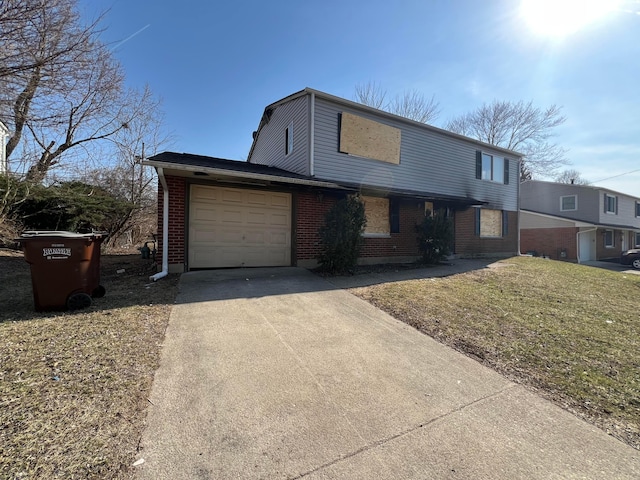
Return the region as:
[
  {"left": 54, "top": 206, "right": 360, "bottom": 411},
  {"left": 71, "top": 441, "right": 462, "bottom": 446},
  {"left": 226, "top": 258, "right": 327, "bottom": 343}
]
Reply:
[{"left": 16, "top": 231, "right": 107, "bottom": 311}]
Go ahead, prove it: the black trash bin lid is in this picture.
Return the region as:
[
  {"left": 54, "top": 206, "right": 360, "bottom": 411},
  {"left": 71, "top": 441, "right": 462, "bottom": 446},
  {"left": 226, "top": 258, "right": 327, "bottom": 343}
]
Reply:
[{"left": 18, "top": 231, "right": 107, "bottom": 239}]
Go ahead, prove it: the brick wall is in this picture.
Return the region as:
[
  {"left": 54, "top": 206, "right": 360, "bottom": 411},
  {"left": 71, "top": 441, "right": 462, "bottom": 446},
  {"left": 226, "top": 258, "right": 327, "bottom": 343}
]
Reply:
[
  {"left": 295, "top": 192, "right": 424, "bottom": 264},
  {"left": 520, "top": 227, "right": 578, "bottom": 260},
  {"left": 157, "top": 175, "right": 186, "bottom": 270},
  {"left": 596, "top": 228, "right": 623, "bottom": 260},
  {"left": 455, "top": 208, "right": 518, "bottom": 257}
]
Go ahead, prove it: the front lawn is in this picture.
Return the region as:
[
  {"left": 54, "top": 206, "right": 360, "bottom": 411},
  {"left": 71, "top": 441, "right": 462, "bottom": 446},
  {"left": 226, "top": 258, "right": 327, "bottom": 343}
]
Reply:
[
  {"left": 351, "top": 256, "right": 640, "bottom": 450},
  {"left": 0, "top": 251, "right": 179, "bottom": 479}
]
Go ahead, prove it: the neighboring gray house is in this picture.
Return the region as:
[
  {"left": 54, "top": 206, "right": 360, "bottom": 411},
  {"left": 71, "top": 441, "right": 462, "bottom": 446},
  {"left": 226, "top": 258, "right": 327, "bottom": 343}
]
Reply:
[
  {"left": 0, "top": 120, "right": 8, "bottom": 175},
  {"left": 520, "top": 180, "right": 640, "bottom": 262},
  {"left": 146, "top": 88, "right": 523, "bottom": 273}
]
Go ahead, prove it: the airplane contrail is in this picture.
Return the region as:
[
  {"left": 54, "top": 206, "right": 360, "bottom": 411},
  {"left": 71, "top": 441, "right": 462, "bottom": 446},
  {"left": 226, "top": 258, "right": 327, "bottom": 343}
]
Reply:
[{"left": 112, "top": 24, "right": 151, "bottom": 51}]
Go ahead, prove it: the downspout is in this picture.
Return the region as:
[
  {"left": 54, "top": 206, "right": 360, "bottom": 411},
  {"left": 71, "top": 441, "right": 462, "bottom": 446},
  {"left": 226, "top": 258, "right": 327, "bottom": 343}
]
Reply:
[
  {"left": 517, "top": 158, "right": 521, "bottom": 255},
  {"left": 576, "top": 227, "right": 597, "bottom": 264},
  {"left": 150, "top": 167, "right": 169, "bottom": 281},
  {"left": 309, "top": 92, "right": 315, "bottom": 176}
]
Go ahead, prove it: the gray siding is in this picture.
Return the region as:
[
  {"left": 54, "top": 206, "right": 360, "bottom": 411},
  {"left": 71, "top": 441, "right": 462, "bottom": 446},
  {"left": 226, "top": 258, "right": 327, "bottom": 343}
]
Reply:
[
  {"left": 521, "top": 181, "right": 640, "bottom": 228},
  {"left": 313, "top": 98, "right": 519, "bottom": 211},
  {"left": 521, "top": 182, "right": 600, "bottom": 223},
  {"left": 598, "top": 191, "right": 640, "bottom": 227},
  {"left": 250, "top": 95, "right": 309, "bottom": 175}
]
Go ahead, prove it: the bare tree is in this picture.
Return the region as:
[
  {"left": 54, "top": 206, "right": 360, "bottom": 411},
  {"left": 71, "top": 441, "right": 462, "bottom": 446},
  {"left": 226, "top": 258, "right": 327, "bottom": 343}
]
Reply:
[
  {"left": 0, "top": 0, "right": 160, "bottom": 183},
  {"left": 555, "top": 169, "right": 589, "bottom": 185},
  {"left": 354, "top": 81, "right": 440, "bottom": 124},
  {"left": 446, "top": 100, "right": 567, "bottom": 180}
]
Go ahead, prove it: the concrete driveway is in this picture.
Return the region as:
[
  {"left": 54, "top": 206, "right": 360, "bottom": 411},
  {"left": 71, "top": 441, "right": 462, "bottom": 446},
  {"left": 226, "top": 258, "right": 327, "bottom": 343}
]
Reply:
[{"left": 137, "top": 267, "right": 640, "bottom": 479}]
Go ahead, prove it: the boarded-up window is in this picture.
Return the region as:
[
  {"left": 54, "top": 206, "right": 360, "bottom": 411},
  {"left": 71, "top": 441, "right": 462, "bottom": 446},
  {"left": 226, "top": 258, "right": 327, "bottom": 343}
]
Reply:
[
  {"left": 362, "top": 196, "right": 390, "bottom": 235},
  {"left": 480, "top": 209, "right": 502, "bottom": 237},
  {"left": 424, "top": 201, "right": 434, "bottom": 216},
  {"left": 339, "top": 112, "right": 401, "bottom": 164}
]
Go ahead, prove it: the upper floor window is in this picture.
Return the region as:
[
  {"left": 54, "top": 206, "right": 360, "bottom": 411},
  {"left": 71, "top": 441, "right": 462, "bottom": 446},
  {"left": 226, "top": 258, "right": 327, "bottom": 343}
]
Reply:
[
  {"left": 285, "top": 122, "right": 293, "bottom": 156},
  {"left": 476, "top": 151, "right": 509, "bottom": 184},
  {"left": 560, "top": 195, "right": 577, "bottom": 211},
  {"left": 604, "top": 193, "right": 617, "bottom": 214},
  {"left": 636, "top": 202, "right": 640, "bottom": 218}
]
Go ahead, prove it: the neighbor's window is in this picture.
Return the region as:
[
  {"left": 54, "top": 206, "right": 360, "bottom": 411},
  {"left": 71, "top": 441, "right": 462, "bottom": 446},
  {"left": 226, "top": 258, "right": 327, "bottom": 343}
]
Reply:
[
  {"left": 477, "top": 208, "right": 503, "bottom": 237},
  {"left": 476, "top": 151, "right": 508, "bottom": 184},
  {"left": 636, "top": 202, "right": 640, "bottom": 218},
  {"left": 561, "top": 195, "right": 577, "bottom": 211},
  {"left": 604, "top": 193, "right": 617, "bottom": 214},
  {"left": 362, "top": 195, "right": 390, "bottom": 236},
  {"left": 285, "top": 122, "right": 293, "bottom": 155},
  {"left": 604, "top": 230, "right": 614, "bottom": 248},
  {"left": 635, "top": 232, "right": 640, "bottom": 247}
]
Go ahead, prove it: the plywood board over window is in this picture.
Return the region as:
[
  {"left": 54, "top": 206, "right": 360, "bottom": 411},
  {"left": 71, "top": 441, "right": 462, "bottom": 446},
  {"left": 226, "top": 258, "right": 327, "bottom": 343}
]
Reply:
[
  {"left": 480, "top": 209, "right": 502, "bottom": 237},
  {"left": 340, "top": 112, "right": 401, "bottom": 164},
  {"left": 362, "top": 196, "right": 390, "bottom": 235}
]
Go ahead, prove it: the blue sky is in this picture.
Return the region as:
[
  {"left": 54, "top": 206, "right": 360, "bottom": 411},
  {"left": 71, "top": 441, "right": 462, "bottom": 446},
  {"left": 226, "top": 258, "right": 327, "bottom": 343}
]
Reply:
[{"left": 81, "top": 0, "right": 639, "bottom": 196}]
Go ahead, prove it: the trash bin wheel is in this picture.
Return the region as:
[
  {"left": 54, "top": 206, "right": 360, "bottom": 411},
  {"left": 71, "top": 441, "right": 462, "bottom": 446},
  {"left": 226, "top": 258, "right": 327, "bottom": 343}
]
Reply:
[
  {"left": 67, "top": 292, "right": 92, "bottom": 311},
  {"left": 92, "top": 285, "right": 106, "bottom": 298}
]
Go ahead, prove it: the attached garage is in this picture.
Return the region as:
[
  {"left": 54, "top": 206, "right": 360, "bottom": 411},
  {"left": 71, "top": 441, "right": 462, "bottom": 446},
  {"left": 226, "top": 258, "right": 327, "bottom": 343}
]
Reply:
[{"left": 189, "top": 184, "right": 292, "bottom": 268}]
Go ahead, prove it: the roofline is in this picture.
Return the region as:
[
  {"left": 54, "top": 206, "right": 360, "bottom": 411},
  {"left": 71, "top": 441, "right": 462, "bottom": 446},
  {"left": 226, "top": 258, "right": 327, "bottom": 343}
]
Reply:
[
  {"left": 143, "top": 158, "right": 345, "bottom": 189},
  {"left": 247, "top": 87, "right": 525, "bottom": 161},
  {"left": 521, "top": 209, "right": 640, "bottom": 231},
  {"left": 521, "top": 179, "right": 640, "bottom": 201},
  {"left": 144, "top": 155, "right": 485, "bottom": 205}
]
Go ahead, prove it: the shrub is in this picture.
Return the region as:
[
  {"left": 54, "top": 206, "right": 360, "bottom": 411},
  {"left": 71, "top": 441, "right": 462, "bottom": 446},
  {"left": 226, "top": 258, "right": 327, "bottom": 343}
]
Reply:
[
  {"left": 416, "top": 210, "right": 454, "bottom": 264},
  {"left": 317, "top": 195, "right": 366, "bottom": 274}
]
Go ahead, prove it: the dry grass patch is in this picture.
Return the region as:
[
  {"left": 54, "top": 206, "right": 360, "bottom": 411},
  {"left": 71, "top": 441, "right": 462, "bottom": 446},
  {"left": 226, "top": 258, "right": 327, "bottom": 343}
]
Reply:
[
  {"left": 351, "top": 256, "right": 640, "bottom": 450},
  {"left": 0, "top": 250, "right": 179, "bottom": 479}
]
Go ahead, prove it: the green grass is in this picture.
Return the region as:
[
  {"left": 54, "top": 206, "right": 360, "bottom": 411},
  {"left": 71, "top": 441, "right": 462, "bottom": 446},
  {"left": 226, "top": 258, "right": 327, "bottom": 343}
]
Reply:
[
  {"left": 352, "top": 257, "right": 640, "bottom": 449},
  {"left": 0, "top": 251, "right": 179, "bottom": 479}
]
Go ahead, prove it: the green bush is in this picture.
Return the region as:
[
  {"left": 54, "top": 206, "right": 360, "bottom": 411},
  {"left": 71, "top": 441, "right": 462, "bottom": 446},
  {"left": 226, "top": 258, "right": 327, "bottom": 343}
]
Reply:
[
  {"left": 317, "top": 195, "right": 366, "bottom": 274},
  {"left": 416, "top": 210, "right": 454, "bottom": 264}
]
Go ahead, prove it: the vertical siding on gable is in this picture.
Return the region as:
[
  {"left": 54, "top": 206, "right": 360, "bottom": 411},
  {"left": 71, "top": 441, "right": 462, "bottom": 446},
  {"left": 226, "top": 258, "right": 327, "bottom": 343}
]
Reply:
[
  {"left": 312, "top": 98, "right": 519, "bottom": 211},
  {"left": 249, "top": 95, "right": 309, "bottom": 176}
]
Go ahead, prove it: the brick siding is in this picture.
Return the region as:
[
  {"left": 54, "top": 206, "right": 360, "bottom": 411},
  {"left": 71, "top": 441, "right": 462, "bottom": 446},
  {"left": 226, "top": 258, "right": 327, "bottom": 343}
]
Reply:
[
  {"left": 157, "top": 175, "right": 186, "bottom": 268},
  {"left": 520, "top": 227, "right": 578, "bottom": 260},
  {"left": 294, "top": 192, "right": 424, "bottom": 263},
  {"left": 454, "top": 208, "right": 518, "bottom": 257}
]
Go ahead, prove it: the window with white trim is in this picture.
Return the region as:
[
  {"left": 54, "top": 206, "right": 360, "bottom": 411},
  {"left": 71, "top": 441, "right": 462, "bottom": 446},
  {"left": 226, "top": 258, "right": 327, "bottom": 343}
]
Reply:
[
  {"left": 604, "top": 194, "right": 617, "bottom": 214},
  {"left": 635, "top": 232, "right": 640, "bottom": 247},
  {"left": 604, "top": 230, "right": 614, "bottom": 248},
  {"left": 560, "top": 195, "right": 577, "bottom": 211},
  {"left": 285, "top": 122, "right": 293, "bottom": 156}
]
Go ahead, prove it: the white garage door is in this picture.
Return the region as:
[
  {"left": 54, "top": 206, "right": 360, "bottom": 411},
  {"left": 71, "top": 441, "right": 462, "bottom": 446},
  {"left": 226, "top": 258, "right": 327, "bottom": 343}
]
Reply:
[{"left": 189, "top": 185, "right": 292, "bottom": 268}]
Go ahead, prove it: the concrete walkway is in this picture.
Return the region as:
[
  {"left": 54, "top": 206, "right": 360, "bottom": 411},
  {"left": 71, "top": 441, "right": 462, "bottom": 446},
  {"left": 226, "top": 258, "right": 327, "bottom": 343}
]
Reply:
[{"left": 137, "top": 267, "right": 640, "bottom": 479}]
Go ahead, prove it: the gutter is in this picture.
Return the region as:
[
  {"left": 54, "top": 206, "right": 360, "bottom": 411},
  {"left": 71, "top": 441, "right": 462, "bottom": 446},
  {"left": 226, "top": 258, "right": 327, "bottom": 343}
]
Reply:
[
  {"left": 142, "top": 160, "right": 342, "bottom": 189},
  {"left": 150, "top": 167, "right": 169, "bottom": 281}
]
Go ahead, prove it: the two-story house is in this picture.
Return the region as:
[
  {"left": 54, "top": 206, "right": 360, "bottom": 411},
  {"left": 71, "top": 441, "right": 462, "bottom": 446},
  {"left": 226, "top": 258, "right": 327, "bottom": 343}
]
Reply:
[
  {"left": 145, "top": 88, "right": 522, "bottom": 274},
  {"left": 520, "top": 180, "right": 640, "bottom": 263}
]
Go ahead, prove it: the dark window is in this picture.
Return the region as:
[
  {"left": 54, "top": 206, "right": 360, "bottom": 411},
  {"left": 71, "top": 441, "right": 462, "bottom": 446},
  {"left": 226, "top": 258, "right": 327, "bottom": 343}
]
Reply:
[
  {"left": 476, "top": 150, "right": 508, "bottom": 184},
  {"left": 636, "top": 202, "right": 640, "bottom": 218},
  {"left": 604, "top": 230, "right": 614, "bottom": 247},
  {"left": 604, "top": 194, "right": 617, "bottom": 214},
  {"left": 389, "top": 200, "right": 400, "bottom": 234}
]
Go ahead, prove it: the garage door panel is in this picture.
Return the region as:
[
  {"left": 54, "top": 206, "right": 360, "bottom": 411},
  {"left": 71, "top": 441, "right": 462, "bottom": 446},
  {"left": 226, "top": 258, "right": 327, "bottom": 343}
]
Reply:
[{"left": 189, "top": 185, "right": 291, "bottom": 268}]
